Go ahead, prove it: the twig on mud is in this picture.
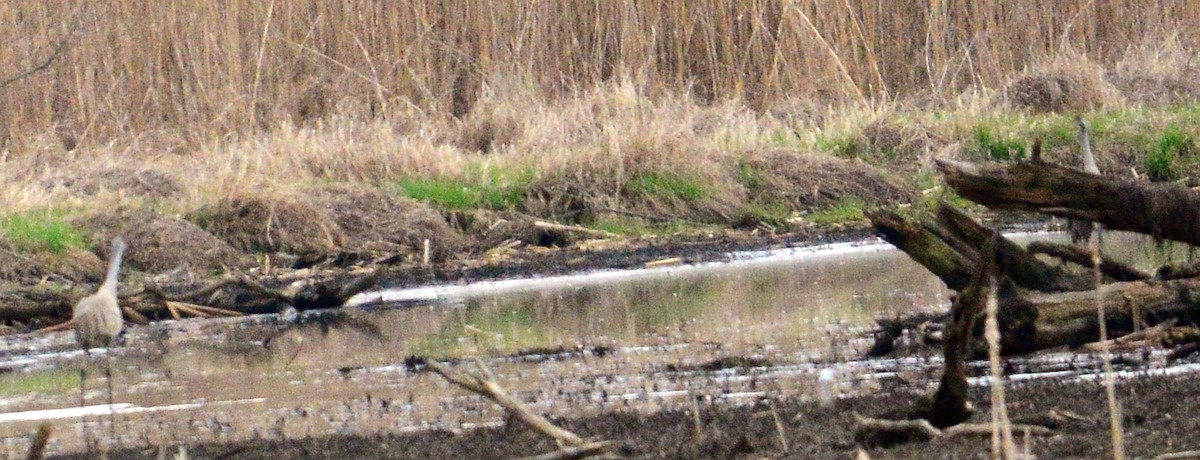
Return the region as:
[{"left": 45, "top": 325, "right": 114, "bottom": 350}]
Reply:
[
  {"left": 175, "top": 302, "right": 244, "bottom": 317},
  {"left": 34, "top": 319, "right": 74, "bottom": 334},
  {"left": 167, "top": 301, "right": 211, "bottom": 319},
  {"left": 164, "top": 301, "right": 182, "bottom": 320},
  {"left": 1154, "top": 450, "right": 1200, "bottom": 460},
  {"left": 767, "top": 399, "right": 789, "bottom": 453},
  {"left": 426, "top": 358, "right": 614, "bottom": 456},
  {"left": 25, "top": 423, "right": 53, "bottom": 460},
  {"left": 122, "top": 307, "right": 151, "bottom": 325},
  {"left": 533, "top": 221, "right": 619, "bottom": 240},
  {"left": 1078, "top": 319, "right": 1178, "bottom": 352},
  {"left": 853, "top": 413, "right": 940, "bottom": 443},
  {"left": 517, "top": 441, "right": 614, "bottom": 460},
  {"left": 854, "top": 413, "right": 1054, "bottom": 446},
  {"left": 940, "top": 423, "right": 1053, "bottom": 438},
  {"left": 644, "top": 257, "right": 682, "bottom": 268}
]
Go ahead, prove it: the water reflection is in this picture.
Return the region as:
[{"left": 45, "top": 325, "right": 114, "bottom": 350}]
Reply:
[
  {"left": 414, "top": 244, "right": 950, "bottom": 357},
  {"left": 0, "top": 230, "right": 1195, "bottom": 455}
]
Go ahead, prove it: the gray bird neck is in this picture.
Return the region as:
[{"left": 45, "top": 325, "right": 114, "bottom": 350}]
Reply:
[{"left": 100, "top": 243, "right": 125, "bottom": 295}]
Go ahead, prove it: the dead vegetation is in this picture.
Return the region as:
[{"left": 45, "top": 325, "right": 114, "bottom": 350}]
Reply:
[
  {"left": 310, "top": 186, "right": 465, "bottom": 262},
  {"left": 1002, "top": 54, "right": 1126, "bottom": 113},
  {"left": 741, "top": 150, "right": 914, "bottom": 210},
  {"left": 190, "top": 193, "right": 346, "bottom": 255},
  {"left": 76, "top": 207, "right": 253, "bottom": 275},
  {"left": 40, "top": 167, "right": 182, "bottom": 200}
]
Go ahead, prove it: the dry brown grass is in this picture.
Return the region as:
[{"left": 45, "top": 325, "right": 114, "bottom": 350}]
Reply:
[
  {"left": 75, "top": 207, "right": 254, "bottom": 274},
  {"left": 1001, "top": 53, "right": 1126, "bottom": 113},
  {"left": 309, "top": 185, "right": 465, "bottom": 262},
  {"left": 0, "top": 2, "right": 1198, "bottom": 270},
  {"left": 190, "top": 193, "right": 346, "bottom": 255},
  {"left": 3, "top": 1, "right": 1200, "bottom": 147}
]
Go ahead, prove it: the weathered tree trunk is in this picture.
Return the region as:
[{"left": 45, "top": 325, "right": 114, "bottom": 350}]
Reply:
[
  {"left": 867, "top": 204, "right": 1090, "bottom": 293},
  {"left": 937, "top": 158, "right": 1200, "bottom": 245},
  {"left": 868, "top": 203, "right": 1200, "bottom": 354}
]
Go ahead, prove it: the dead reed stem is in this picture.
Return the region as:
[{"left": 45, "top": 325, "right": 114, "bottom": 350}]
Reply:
[
  {"left": 983, "top": 278, "right": 1016, "bottom": 459},
  {"left": 4, "top": 1, "right": 1200, "bottom": 144},
  {"left": 1091, "top": 234, "right": 1126, "bottom": 460}
]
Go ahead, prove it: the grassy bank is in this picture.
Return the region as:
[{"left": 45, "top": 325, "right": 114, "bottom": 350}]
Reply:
[{"left": 2, "top": 2, "right": 1200, "bottom": 280}]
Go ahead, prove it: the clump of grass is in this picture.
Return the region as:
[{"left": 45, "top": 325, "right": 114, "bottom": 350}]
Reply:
[
  {"left": 971, "top": 126, "right": 1026, "bottom": 161},
  {"left": 397, "top": 165, "right": 533, "bottom": 210},
  {"left": 0, "top": 210, "right": 85, "bottom": 254},
  {"left": 625, "top": 172, "right": 707, "bottom": 201},
  {"left": 805, "top": 198, "right": 866, "bottom": 227},
  {"left": 1143, "top": 124, "right": 1196, "bottom": 181},
  {"left": 814, "top": 134, "right": 866, "bottom": 160}
]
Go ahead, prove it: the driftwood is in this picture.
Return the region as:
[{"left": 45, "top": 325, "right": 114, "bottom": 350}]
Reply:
[
  {"left": 852, "top": 413, "right": 1053, "bottom": 447},
  {"left": 869, "top": 204, "right": 1200, "bottom": 354},
  {"left": 936, "top": 158, "right": 1200, "bottom": 246},
  {"left": 0, "top": 268, "right": 382, "bottom": 324},
  {"left": 867, "top": 204, "right": 1091, "bottom": 293},
  {"left": 923, "top": 235, "right": 999, "bottom": 428},
  {"left": 426, "top": 358, "right": 615, "bottom": 459},
  {"left": 1025, "top": 241, "right": 1151, "bottom": 281}
]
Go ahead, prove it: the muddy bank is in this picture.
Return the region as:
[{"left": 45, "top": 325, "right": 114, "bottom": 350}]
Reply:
[{"left": 58, "top": 371, "right": 1200, "bottom": 459}]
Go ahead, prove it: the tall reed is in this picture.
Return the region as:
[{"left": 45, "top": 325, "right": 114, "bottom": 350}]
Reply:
[{"left": 2, "top": 1, "right": 1198, "bottom": 148}]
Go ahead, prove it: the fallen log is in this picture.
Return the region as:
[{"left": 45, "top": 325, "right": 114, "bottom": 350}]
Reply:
[
  {"left": 870, "top": 205, "right": 1200, "bottom": 354},
  {"left": 867, "top": 204, "right": 1091, "bottom": 293},
  {"left": 937, "top": 158, "right": 1200, "bottom": 246},
  {"left": 1025, "top": 241, "right": 1151, "bottom": 282},
  {"left": 931, "top": 204, "right": 1091, "bottom": 292}
]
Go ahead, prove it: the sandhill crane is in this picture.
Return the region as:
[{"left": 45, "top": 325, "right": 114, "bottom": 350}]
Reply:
[
  {"left": 72, "top": 237, "right": 126, "bottom": 451},
  {"left": 1069, "top": 116, "right": 1100, "bottom": 246},
  {"left": 73, "top": 238, "right": 126, "bottom": 349}
]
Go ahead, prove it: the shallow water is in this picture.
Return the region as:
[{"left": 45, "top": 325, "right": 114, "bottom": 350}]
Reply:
[{"left": 0, "top": 230, "right": 1195, "bottom": 456}]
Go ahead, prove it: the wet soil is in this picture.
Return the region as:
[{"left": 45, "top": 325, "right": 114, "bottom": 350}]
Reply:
[{"left": 59, "top": 368, "right": 1200, "bottom": 459}]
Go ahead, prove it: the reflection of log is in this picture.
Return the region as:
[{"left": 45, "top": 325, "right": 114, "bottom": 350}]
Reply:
[{"left": 937, "top": 158, "right": 1200, "bottom": 245}]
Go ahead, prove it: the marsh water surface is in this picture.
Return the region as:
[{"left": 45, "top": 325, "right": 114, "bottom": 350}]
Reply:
[{"left": 0, "top": 231, "right": 1195, "bottom": 456}]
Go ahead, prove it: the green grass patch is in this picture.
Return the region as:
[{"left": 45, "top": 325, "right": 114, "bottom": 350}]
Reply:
[
  {"left": 1144, "top": 124, "right": 1196, "bottom": 181},
  {"left": 625, "top": 172, "right": 707, "bottom": 201},
  {"left": 806, "top": 198, "right": 866, "bottom": 227},
  {"left": 397, "top": 165, "right": 534, "bottom": 210},
  {"left": 815, "top": 133, "right": 864, "bottom": 160},
  {"left": 0, "top": 209, "right": 85, "bottom": 254},
  {"left": 971, "top": 125, "right": 1025, "bottom": 161}
]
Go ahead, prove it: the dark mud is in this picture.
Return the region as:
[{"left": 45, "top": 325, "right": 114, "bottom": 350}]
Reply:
[{"left": 60, "top": 371, "right": 1200, "bottom": 459}]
